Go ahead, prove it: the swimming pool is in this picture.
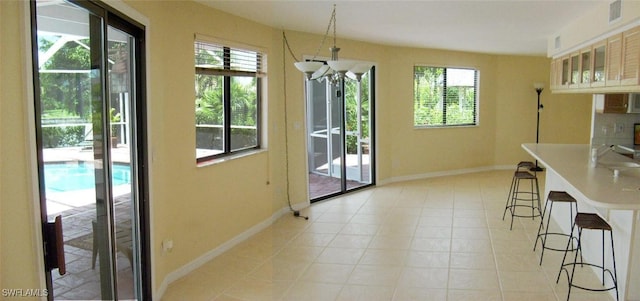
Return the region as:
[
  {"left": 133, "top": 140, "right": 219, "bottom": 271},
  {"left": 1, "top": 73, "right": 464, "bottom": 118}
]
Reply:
[{"left": 44, "top": 162, "right": 131, "bottom": 192}]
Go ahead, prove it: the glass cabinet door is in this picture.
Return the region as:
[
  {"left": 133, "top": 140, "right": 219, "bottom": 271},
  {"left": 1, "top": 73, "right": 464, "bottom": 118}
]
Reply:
[
  {"left": 580, "top": 50, "right": 591, "bottom": 86},
  {"left": 592, "top": 44, "right": 606, "bottom": 86},
  {"left": 561, "top": 57, "right": 570, "bottom": 86},
  {"left": 570, "top": 54, "right": 580, "bottom": 85}
]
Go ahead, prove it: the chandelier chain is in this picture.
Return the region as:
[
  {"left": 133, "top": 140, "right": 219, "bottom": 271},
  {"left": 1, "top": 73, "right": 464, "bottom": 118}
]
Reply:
[
  {"left": 282, "top": 4, "right": 336, "bottom": 62},
  {"left": 311, "top": 4, "right": 336, "bottom": 60},
  {"left": 332, "top": 5, "right": 337, "bottom": 49}
]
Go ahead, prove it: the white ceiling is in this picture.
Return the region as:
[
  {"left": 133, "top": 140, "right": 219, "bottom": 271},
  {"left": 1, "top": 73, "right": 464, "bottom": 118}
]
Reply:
[{"left": 198, "top": 0, "right": 605, "bottom": 56}]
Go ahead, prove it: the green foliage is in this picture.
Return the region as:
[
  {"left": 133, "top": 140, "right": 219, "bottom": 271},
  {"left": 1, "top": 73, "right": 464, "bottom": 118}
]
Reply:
[
  {"left": 41, "top": 126, "right": 85, "bottom": 148},
  {"left": 344, "top": 73, "right": 371, "bottom": 153},
  {"left": 38, "top": 37, "right": 92, "bottom": 120},
  {"left": 109, "top": 108, "right": 121, "bottom": 122},
  {"left": 195, "top": 73, "right": 258, "bottom": 149},
  {"left": 414, "top": 66, "right": 476, "bottom": 126},
  {"left": 195, "top": 75, "right": 258, "bottom": 127}
]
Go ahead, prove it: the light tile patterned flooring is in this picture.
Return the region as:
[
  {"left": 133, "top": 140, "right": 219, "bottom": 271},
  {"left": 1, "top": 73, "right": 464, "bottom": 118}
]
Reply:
[{"left": 161, "top": 170, "right": 614, "bottom": 301}]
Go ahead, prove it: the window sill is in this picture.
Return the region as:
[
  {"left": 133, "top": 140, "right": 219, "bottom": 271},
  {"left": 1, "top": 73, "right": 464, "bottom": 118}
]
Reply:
[
  {"left": 197, "top": 149, "right": 267, "bottom": 167},
  {"left": 414, "top": 124, "right": 478, "bottom": 129}
]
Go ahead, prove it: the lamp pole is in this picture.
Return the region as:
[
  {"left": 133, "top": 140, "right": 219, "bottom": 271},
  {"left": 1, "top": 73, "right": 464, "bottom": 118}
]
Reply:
[{"left": 532, "top": 84, "right": 544, "bottom": 172}]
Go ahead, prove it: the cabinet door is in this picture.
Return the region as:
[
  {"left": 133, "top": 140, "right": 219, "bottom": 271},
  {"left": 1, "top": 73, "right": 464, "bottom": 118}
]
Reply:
[
  {"left": 550, "top": 59, "right": 558, "bottom": 90},
  {"left": 561, "top": 56, "right": 570, "bottom": 88},
  {"left": 621, "top": 26, "right": 640, "bottom": 86},
  {"left": 551, "top": 58, "right": 565, "bottom": 90},
  {"left": 570, "top": 53, "right": 580, "bottom": 86},
  {"left": 603, "top": 93, "right": 628, "bottom": 113},
  {"left": 592, "top": 42, "right": 606, "bottom": 87},
  {"left": 580, "top": 48, "right": 591, "bottom": 88},
  {"left": 606, "top": 33, "right": 623, "bottom": 86}
]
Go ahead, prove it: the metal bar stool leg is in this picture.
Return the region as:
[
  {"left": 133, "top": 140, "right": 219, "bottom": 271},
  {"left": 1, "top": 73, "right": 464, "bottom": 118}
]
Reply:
[{"left": 557, "top": 213, "right": 618, "bottom": 301}]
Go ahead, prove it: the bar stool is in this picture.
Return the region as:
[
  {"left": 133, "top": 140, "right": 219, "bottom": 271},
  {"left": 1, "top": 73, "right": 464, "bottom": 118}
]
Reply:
[
  {"left": 502, "top": 161, "right": 542, "bottom": 230},
  {"left": 556, "top": 213, "right": 619, "bottom": 301},
  {"left": 533, "top": 191, "right": 579, "bottom": 265}
]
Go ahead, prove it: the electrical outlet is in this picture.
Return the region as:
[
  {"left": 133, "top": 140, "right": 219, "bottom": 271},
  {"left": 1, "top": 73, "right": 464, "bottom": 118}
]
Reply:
[
  {"left": 162, "top": 239, "right": 173, "bottom": 252},
  {"left": 614, "top": 123, "right": 624, "bottom": 134}
]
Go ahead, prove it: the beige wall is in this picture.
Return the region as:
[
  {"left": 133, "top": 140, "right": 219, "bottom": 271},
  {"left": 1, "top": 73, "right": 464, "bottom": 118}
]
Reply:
[{"left": 1, "top": 0, "right": 593, "bottom": 298}]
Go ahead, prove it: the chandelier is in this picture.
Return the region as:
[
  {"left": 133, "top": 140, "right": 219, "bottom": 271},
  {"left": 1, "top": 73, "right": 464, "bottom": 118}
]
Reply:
[{"left": 288, "top": 4, "right": 372, "bottom": 83}]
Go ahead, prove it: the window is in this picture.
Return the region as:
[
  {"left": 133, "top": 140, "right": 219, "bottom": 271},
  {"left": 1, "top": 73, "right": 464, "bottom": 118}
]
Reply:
[
  {"left": 195, "top": 40, "right": 264, "bottom": 162},
  {"left": 413, "top": 66, "right": 478, "bottom": 127}
]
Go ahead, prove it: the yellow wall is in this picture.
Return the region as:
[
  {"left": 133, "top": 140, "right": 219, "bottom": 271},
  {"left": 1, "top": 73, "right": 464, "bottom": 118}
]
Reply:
[
  {"left": 384, "top": 48, "right": 499, "bottom": 178},
  {"left": 123, "top": 1, "right": 290, "bottom": 292},
  {"left": 0, "top": 0, "right": 593, "bottom": 298},
  {"left": 493, "top": 56, "right": 593, "bottom": 165}
]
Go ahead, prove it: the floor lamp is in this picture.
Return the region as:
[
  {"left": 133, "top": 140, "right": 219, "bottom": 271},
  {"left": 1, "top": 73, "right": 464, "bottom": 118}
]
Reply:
[{"left": 531, "top": 83, "right": 544, "bottom": 172}]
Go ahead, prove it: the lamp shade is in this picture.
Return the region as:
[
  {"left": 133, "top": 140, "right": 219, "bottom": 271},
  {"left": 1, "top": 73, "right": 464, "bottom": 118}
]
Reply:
[
  {"left": 312, "top": 64, "right": 331, "bottom": 80},
  {"left": 294, "top": 61, "right": 323, "bottom": 73},
  {"left": 327, "top": 60, "right": 356, "bottom": 72},
  {"left": 350, "top": 63, "right": 373, "bottom": 74},
  {"left": 533, "top": 82, "right": 545, "bottom": 90},
  {"left": 345, "top": 63, "right": 372, "bottom": 81}
]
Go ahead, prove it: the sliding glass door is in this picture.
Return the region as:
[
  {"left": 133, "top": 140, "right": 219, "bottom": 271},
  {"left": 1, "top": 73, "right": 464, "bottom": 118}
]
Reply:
[
  {"left": 307, "top": 68, "right": 375, "bottom": 201},
  {"left": 32, "top": 1, "right": 148, "bottom": 299}
]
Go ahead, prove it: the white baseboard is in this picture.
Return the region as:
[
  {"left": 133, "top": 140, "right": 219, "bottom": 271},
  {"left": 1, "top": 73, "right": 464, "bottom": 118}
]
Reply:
[
  {"left": 154, "top": 206, "right": 290, "bottom": 299},
  {"left": 378, "top": 165, "right": 516, "bottom": 186}
]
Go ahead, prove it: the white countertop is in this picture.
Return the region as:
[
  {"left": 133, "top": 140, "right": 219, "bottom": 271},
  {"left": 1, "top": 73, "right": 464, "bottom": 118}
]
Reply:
[{"left": 522, "top": 143, "right": 640, "bottom": 210}]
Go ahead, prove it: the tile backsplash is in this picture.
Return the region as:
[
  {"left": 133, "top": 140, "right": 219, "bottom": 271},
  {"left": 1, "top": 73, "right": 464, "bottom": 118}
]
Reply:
[{"left": 591, "top": 110, "right": 640, "bottom": 146}]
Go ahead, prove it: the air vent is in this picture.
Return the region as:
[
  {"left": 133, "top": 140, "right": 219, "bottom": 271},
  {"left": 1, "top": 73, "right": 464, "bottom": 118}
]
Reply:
[
  {"left": 609, "top": 0, "right": 621, "bottom": 23},
  {"left": 554, "top": 36, "right": 561, "bottom": 50}
]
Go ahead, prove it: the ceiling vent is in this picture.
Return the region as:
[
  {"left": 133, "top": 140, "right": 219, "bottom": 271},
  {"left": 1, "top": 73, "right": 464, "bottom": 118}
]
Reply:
[{"left": 609, "top": 0, "right": 621, "bottom": 23}]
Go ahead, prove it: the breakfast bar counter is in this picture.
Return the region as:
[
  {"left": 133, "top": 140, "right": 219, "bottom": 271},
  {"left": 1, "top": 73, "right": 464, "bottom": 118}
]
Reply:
[{"left": 522, "top": 143, "right": 640, "bottom": 300}]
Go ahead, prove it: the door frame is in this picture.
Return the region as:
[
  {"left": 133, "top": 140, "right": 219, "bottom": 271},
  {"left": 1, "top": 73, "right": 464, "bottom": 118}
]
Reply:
[{"left": 27, "top": 0, "right": 152, "bottom": 299}]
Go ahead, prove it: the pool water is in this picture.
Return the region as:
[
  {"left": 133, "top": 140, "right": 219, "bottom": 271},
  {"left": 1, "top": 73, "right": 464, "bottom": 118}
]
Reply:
[{"left": 45, "top": 162, "right": 131, "bottom": 192}]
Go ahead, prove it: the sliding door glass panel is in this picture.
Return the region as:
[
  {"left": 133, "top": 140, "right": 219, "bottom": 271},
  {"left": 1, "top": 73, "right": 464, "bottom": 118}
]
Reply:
[
  {"left": 34, "top": 0, "right": 144, "bottom": 299},
  {"left": 307, "top": 78, "right": 341, "bottom": 199},
  {"left": 36, "top": 2, "right": 115, "bottom": 299},
  {"left": 344, "top": 73, "right": 372, "bottom": 189},
  {"left": 330, "top": 82, "right": 343, "bottom": 180},
  {"left": 107, "top": 25, "right": 140, "bottom": 299}
]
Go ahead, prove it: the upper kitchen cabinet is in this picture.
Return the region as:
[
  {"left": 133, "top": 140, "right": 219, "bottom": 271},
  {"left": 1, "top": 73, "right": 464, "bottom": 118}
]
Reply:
[
  {"left": 602, "top": 93, "right": 628, "bottom": 113},
  {"left": 606, "top": 33, "right": 623, "bottom": 86},
  {"left": 552, "top": 42, "right": 606, "bottom": 90},
  {"left": 551, "top": 25, "right": 640, "bottom": 93},
  {"left": 621, "top": 26, "right": 640, "bottom": 86}
]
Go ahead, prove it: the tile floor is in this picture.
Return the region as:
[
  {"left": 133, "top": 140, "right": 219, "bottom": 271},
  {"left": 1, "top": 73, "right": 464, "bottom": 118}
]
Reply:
[{"left": 161, "top": 170, "right": 615, "bottom": 301}]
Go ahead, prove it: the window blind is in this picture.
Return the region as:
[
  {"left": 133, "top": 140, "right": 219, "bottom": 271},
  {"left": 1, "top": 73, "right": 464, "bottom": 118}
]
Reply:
[{"left": 194, "top": 41, "right": 265, "bottom": 77}]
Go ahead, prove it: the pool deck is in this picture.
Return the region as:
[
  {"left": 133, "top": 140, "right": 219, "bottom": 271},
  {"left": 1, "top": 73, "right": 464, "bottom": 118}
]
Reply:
[{"left": 43, "top": 145, "right": 132, "bottom": 164}]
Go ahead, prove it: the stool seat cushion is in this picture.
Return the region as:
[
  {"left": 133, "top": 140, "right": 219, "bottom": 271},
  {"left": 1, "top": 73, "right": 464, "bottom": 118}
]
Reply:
[
  {"left": 548, "top": 191, "right": 577, "bottom": 203},
  {"left": 514, "top": 171, "right": 536, "bottom": 179},
  {"left": 575, "top": 213, "right": 612, "bottom": 231},
  {"left": 517, "top": 161, "right": 535, "bottom": 168}
]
